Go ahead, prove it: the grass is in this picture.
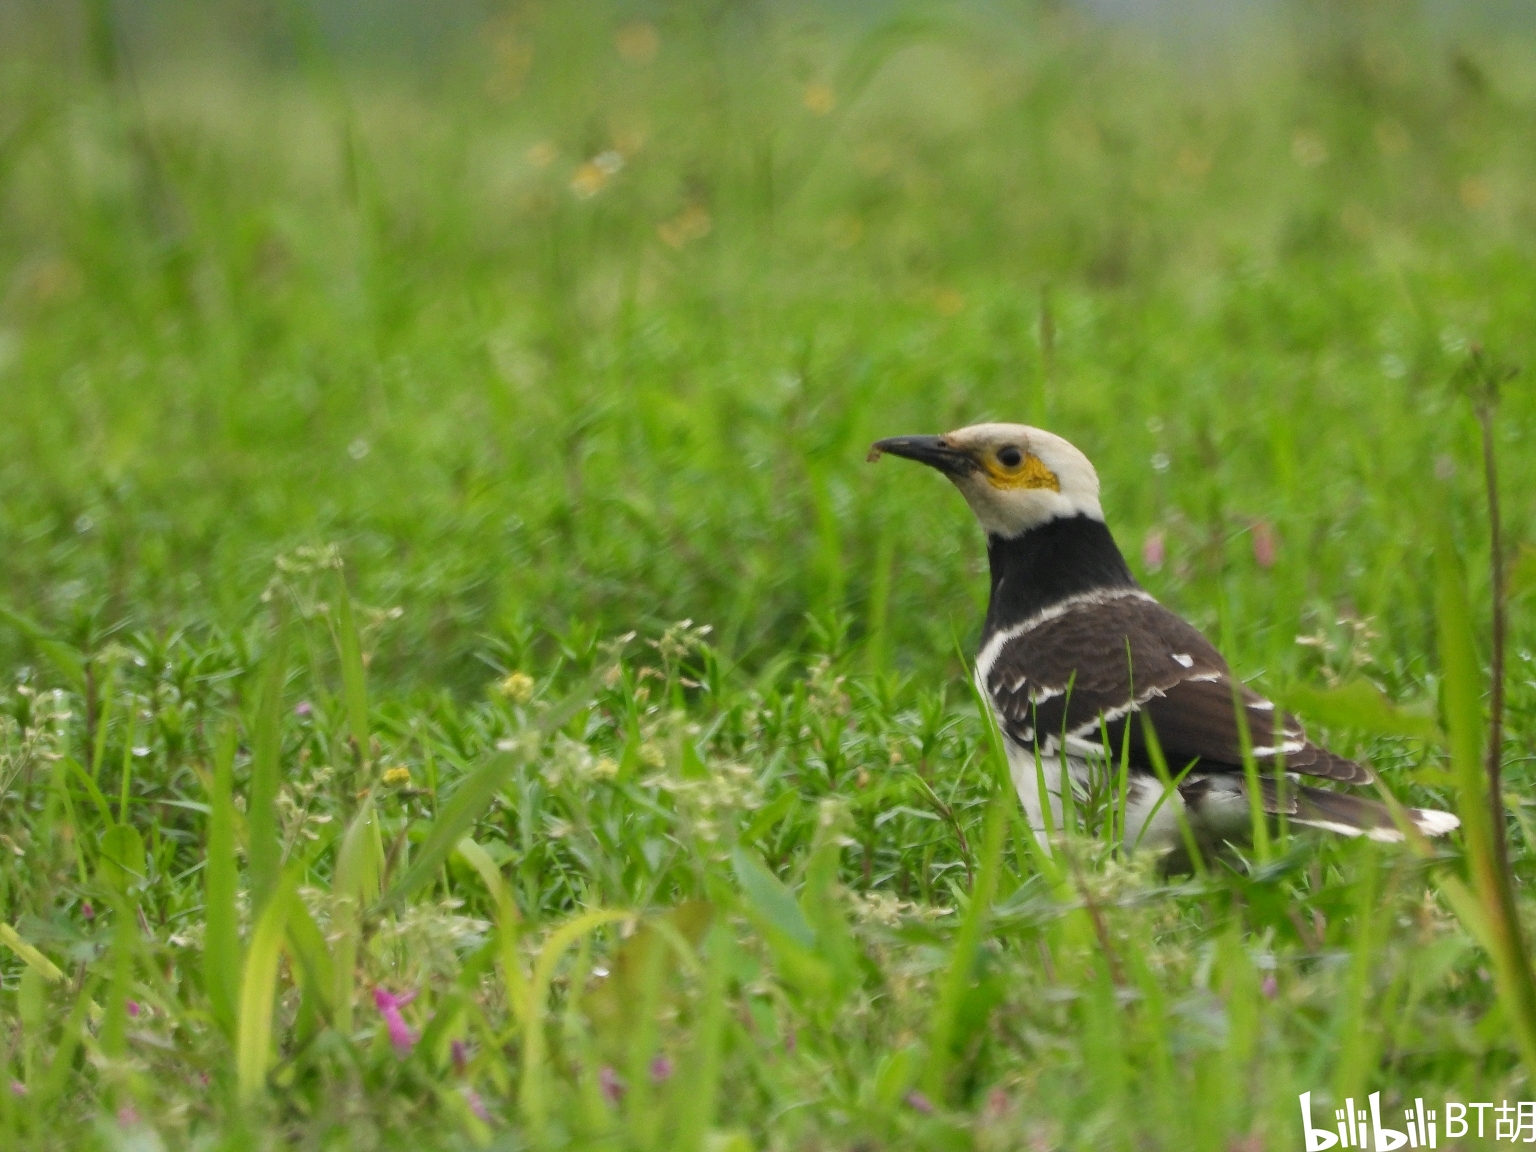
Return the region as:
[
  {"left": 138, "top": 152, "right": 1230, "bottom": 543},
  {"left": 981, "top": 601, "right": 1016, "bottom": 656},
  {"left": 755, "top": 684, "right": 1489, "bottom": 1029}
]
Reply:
[{"left": 3, "top": 0, "right": 1536, "bottom": 1147}]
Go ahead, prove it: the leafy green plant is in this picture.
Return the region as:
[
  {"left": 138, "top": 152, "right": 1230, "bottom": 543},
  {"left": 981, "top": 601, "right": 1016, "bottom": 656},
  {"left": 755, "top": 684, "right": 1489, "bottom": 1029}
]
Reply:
[{"left": 0, "top": 3, "right": 1534, "bottom": 1148}]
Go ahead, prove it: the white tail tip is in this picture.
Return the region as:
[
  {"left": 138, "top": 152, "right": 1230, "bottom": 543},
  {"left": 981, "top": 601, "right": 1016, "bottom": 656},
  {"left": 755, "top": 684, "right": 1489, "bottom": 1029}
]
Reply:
[{"left": 1411, "top": 808, "right": 1461, "bottom": 837}]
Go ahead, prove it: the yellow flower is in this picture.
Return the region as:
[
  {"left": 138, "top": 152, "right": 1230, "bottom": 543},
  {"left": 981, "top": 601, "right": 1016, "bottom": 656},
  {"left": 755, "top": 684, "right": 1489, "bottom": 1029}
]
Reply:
[
  {"left": 571, "top": 162, "right": 607, "bottom": 199},
  {"left": 382, "top": 766, "right": 412, "bottom": 787},
  {"left": 570, "top": 151, "right": 624, "bottom": 200},
  {"left": 498, "top": 671, "right": 535, "bottom": 703},
  {"left": 657, "top": 205, "right": 712, "bottom": 249},
  {"left": 803, "top": 82, "right": 836, "bottom": 116}
]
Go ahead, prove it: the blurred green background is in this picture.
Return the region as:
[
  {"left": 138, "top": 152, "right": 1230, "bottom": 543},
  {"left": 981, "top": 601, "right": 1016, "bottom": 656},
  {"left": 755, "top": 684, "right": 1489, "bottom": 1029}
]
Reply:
[
  {"left": 2, "top": 0, "right": 1534, "bottom": 687},
  {"left": 7, "top": 4, "right": 1536, "bottom": 1148}
]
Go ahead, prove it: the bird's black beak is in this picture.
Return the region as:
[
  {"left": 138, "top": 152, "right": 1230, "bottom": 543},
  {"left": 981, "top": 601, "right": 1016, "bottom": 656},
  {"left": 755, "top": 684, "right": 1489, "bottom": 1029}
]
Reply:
[{"left": 866, "top": 435, "right": 976, "bottom": 477}]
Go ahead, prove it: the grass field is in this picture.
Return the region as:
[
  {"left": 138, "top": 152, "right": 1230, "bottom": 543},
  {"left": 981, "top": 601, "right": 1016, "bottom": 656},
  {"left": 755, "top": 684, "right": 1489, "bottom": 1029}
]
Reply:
[{"left": 4, "top": 1, "right": 1536, "bottom": 1147}]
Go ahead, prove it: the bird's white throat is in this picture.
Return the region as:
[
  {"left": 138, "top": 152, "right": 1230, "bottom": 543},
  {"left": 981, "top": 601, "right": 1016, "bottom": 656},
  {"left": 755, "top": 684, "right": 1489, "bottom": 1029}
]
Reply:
[{"left": 943, "top": 423, "right": 1105, "bottom": 538}]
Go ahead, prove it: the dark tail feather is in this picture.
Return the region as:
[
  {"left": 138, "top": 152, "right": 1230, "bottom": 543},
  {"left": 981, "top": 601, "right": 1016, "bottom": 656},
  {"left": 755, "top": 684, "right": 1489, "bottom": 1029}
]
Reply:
[
  {"left": 1157, "top": 777, "right": 1459, "bottom": 875},
  {"left": 1286, "top": 784, "right": 1460, "bottom": 842}
]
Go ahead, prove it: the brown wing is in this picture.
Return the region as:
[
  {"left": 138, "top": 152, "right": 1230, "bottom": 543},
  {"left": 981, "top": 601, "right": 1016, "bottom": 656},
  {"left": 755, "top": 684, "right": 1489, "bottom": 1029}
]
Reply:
[{"left": 983, "top": 594, "right": 1370, "bottom": 785}]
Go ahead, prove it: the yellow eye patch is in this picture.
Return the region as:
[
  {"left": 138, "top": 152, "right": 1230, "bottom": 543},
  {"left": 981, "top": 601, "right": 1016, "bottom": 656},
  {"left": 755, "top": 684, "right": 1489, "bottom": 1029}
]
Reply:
[{"left": 985, "top": 452, "right": 1060, "bottom": 491}]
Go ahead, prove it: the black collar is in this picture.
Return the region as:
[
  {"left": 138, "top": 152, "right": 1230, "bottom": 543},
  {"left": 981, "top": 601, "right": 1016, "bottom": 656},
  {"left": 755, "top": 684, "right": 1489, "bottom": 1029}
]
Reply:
[{"left": 982, "top": 514, "right": 1138, "bottom": 638}]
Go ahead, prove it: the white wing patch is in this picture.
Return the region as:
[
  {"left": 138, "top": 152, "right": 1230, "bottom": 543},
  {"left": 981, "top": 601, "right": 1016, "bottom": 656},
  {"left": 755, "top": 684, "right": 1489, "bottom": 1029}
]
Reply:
[{"left": 974, "top": 587, "right": 1157, "bottom": 683}]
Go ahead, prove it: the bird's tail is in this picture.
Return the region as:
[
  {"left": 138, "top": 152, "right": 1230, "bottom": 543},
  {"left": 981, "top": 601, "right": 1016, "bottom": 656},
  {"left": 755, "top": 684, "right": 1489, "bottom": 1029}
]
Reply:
[{"left": 1284, "top": 783, "right": 1460, "bottom": 842}]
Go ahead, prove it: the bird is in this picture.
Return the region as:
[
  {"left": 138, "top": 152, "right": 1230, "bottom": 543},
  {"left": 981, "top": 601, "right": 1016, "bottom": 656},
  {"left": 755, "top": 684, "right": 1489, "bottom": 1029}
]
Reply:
[{"left": 868, "top": 422, "right": 1459, "bottom": 859}]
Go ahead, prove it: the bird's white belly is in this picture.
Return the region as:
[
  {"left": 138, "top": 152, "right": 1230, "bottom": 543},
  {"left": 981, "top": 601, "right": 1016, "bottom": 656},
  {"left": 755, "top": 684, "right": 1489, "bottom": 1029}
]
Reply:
[
  {"left": 1003, "top": 738, "right": 1088, "bottom": 846},
  {"left": 1002, "top": 736, "right": 1186, "bottom": 854}
]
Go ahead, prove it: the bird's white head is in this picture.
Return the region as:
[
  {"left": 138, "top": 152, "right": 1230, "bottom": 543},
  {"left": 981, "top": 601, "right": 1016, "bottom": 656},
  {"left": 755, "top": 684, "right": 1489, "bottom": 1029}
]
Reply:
[{"left": 868, "top": 422, "right": 1102, "bottom": 538}]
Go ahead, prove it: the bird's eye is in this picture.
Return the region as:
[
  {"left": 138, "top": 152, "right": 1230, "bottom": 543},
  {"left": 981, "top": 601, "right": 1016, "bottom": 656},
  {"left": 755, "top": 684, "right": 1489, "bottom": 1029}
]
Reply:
[{"left": 997, "top": 447, "right": 1023, "bottom": 468}]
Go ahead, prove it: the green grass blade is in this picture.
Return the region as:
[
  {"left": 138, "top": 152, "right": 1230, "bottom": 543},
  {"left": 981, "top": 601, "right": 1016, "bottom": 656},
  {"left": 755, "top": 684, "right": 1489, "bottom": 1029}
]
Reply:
[
  {"left": 1058, "top": 675, "right": 1078, "bottom": 838},
  {"left": 922, "top": 785, "right": 1007, "bottom": 1102},
  {"left": 1436, "top": 526, "right": 1536, "bottom": 1075},
  {"left": 0, "top": 923, "right": 63, "bottom": 983},
  {"left": 100, "top": 894, "right": 136, "bottom": 1061},
  {"left": 1335, "top": 845, "right": 1381, "bottom": 1101},
  {"left": 1438, "top": 531, "right": 1494, "bottom": 873},
  {"left": 730, "top": 846, "right": 814, "bottom": 949},
  {"left": 520, "top": 908, "right": 633, "bottom": 1134},
  {"left": 0, "top": 605, "right": 86, "bottom": 694},
  {"left": 117, "top": 707, "right": 136, "bottom": 825},
  {"left": 456, "top": 836, "right": 528, "bottom": 1025},
  {"left": 382, "top": 673, "right": 596, "bottom": 908},
  {"left": 40, "top": 976, "right": 100, "bottom": 1106},
  {"left": 65, "top": 756, "right": 114, "bottom": 826},
  {"left": 90, "top": 661, "right": 117, "bottom": 780},
  {"left": 50, "top": 758, "right": 90, "bottom": 886},
  {"left": 731, "top": 845, "right": 835, "bottom": 1008},
  {"left": 864, "top": 527, "right": 895, "bottom": 672},
  {"left": 96, "top": 823, "right": 146, "bottom": 891},
  {"left": 331, "top": 793, "right": 380, "bottom": 1036},
  {"left": 739, "top": 789, "right": 798, "bottom": 847},
  {"left": 1285, "top": 679, "right": 1444, "bottom": 745},
  {"left": 671, "top": 922, "right": 732, "bottom": 1152},
  {"left": 237, "top": 871, "right": 296, "bottom": 1105},
  {"left": 799, "top": 823, "right": 861, "bottom": 1005},
  {"left": 334, "top": 567, "right": 370, "bottom": 774},
  {"left": 1230, "top": 682, "right": 1270, "bottom": 866},
  {"left": 1134, "top": 714, "right": 1206, "bottom": 876},
  {"left": 204, "top": 723, "right": 240, "bottom": 1038},
  {"left": 382, "top": 753, "right": 518, "bottom": 908},
  {"left": 285, "top": 899, "right": 336, "bottom": 1019},
  {"left": 454, "top": 835, "right": 518, "bottom": 922},
  {"left": 248, "top": 609, "right": 290, "bottom": 915},
  {"left": 959, "top": 638, "right": 1054, "bottom": 883}
]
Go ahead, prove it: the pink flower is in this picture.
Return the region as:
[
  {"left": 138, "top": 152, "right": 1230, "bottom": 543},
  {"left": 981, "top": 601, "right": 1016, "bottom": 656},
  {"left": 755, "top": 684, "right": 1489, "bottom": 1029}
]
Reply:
[
  {"left": 295, "top": 701, "right": 313, "bottom": 717},
  {"left": 373, "top": 987, "right": 418, "bottom": 1056},
  {"left": 10, "top": 1081, "right": 26, "bottom": 1098},
  {"left": 648, "top": 1055, "right": 673, "bottom": 1083},
  {"left": 117, "top": 1104, "right": 139, "bottom": 1127},
  {"left": 599, "top": 1065, "right": 625, "bottom": 1104},
  {"left": 905, "top": 1089, "right": 934, "bottom": 1114},
  {"left": 1261, "top": 973, "right": 1278, "bottom": 999},
  {"left": 461, "top": 1086, "right": 489, "bottom": 1122},
  {"left": 451, "top": 1039, "right": 469, "bottom": 1073},
  {"left": 1142, "top": 529, "right": 1165, "bottom": 572},
  {"left": 1251, "top": 520, "right": 1277, "bottom": 569},
  {"left": 126, "top": 999, "right": 140, "bottom": 1018},
  {"left": 80, "top": 900, "right": 94, "bottom": 921}
]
